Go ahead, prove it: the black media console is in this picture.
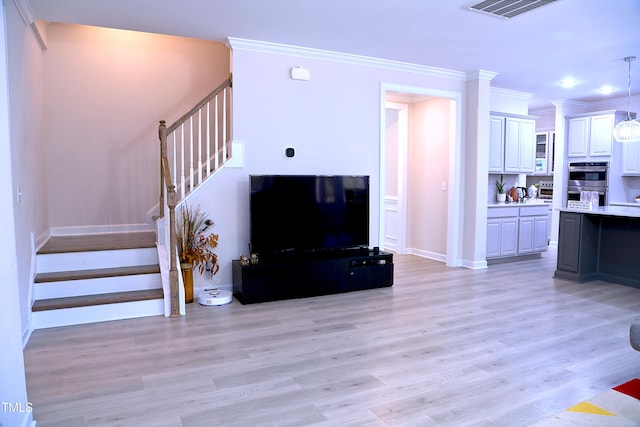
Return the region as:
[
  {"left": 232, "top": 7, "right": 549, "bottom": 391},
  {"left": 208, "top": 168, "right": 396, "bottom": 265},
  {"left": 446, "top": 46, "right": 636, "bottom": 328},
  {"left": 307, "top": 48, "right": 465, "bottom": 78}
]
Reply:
[{"left": 232, "top": 250, "right": 394, "bottom": 304}]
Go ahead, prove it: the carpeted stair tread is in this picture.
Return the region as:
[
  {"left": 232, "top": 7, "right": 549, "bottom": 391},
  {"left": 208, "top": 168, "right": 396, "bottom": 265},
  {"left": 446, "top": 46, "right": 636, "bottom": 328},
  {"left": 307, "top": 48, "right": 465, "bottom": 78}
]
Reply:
[
  {"left": 35, "top": 264, "right": 161, "bottom": 283},
  {"left": 38, "top": 232, "right": 156, "bottom": 254},
  {"left": 32, "top": 289, "right": 164, "bottom": 312}
]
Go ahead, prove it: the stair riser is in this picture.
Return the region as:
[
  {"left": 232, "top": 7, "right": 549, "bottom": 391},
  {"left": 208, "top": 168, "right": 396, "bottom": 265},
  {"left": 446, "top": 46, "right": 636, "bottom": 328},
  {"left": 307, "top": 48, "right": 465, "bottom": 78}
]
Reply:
[
  {"left": 34, "top": 273, "right": 162, "bottom": 300},
  {"left": 36, "top": 247, "right": 158, "bottom": 274},
  {"left": 32, "top": 299, "right": 165, "bottom": 329}
]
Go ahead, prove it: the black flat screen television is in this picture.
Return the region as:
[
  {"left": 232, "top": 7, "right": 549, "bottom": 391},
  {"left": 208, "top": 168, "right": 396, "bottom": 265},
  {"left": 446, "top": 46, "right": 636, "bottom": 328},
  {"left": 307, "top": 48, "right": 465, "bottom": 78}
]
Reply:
[{"left": 250, "top": 175, "right": 370, "bottom": 258}]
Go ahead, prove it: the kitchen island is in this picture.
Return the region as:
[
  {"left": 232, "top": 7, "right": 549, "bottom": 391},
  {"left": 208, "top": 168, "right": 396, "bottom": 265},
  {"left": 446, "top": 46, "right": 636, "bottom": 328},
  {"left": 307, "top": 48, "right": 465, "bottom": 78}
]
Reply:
[{"left": 555, "top": 206, "right": 640, "bottom": 288}]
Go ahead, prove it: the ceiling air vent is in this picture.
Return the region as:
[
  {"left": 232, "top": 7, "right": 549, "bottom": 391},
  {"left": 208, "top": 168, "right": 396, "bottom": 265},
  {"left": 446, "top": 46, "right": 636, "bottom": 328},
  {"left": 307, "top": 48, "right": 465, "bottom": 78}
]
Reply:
[{"left": 468, "top": 0, "right": 558, "bottom": 19}]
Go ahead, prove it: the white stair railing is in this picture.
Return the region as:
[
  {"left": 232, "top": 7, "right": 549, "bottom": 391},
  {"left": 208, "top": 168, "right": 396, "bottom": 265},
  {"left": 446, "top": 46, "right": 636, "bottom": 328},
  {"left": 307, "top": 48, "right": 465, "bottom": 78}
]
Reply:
[{"left": 157, "top": 75, "right": 232, "bottom": 316}]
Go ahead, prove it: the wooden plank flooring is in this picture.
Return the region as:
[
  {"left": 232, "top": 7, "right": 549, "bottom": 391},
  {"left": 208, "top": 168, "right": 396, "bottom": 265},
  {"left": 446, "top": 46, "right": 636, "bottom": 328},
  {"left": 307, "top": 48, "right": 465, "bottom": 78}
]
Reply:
[{"left": 23, "top": 250, "right": 640, "bottom": 426}]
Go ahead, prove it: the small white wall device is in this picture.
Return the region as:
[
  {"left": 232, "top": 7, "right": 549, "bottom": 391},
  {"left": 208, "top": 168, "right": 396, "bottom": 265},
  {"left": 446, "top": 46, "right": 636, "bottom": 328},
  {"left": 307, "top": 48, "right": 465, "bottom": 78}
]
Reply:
[{"left": 290, "top": 66, "right": 310, "bottom": 81}]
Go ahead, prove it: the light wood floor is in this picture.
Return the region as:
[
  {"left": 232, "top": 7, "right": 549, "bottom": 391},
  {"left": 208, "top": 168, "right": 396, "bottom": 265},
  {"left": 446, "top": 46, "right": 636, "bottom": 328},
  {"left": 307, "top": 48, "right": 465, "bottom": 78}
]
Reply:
[{"left": 24, "top": 250, "right": 640, "bottom": 426}]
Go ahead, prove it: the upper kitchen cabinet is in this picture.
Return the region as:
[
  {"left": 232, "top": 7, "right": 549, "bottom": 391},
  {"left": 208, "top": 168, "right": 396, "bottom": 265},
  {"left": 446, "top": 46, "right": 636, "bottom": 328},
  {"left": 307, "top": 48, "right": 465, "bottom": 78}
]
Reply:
[
  {"left": 489, "top": 115, "right": 505, "bottom": 172},
  {"left": 566, "top": 111, "right": 627, "bottom": 158},
  {"left": 489, "top": 113, "right": 537, "bottom": 173},
  {"left": 619, "top": 114, "right": 640, "bottom": 175},
  {"left": 534, "top": 131, "right": 555, "bottom": 175},
  {"left": 622, "top": 141, "right": 640, "bottom": 175}
]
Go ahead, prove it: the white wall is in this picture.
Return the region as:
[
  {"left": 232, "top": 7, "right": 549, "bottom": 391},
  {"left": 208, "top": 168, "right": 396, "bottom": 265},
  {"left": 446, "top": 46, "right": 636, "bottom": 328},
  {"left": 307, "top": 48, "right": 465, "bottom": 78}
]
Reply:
[
  {"left": 406, "top": 98, "right": 451, "bottom": 259},
  {"left": 187, "top": 39, "right": 485, "bottom": 286},
  {"left": 1, "top": 3, "right": 34, "bottom": 425},
  {"left": 5, "top": 0, "right": 47, "bottom": 344},
  {"left": 43, "top": 24, "right": 230, "bottom": 230}
]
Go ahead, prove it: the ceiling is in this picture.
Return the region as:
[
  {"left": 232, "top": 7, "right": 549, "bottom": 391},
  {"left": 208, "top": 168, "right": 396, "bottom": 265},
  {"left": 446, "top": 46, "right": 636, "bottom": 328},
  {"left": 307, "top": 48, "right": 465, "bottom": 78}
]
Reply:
[{"left": 29, "top": 0, "right": 640, "bottom": 110}]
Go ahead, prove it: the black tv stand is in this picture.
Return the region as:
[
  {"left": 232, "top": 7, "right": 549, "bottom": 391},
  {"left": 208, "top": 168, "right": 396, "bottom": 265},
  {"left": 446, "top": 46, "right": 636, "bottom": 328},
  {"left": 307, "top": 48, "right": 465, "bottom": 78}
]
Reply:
[{"left": 232, "top": 250, "right": 393, "bottom": 304}]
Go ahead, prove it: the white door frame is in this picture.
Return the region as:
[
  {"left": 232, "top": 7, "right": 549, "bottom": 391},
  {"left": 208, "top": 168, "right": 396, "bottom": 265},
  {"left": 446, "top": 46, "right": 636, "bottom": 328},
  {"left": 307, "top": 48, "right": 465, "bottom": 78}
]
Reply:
[{"left": 379, "top": 83, "right": 463, "bottom": 267}]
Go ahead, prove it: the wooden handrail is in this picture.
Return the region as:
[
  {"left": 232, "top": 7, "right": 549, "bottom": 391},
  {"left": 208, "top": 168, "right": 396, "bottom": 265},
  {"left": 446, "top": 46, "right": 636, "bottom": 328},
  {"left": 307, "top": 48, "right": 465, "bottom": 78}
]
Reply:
[{"left": 166, "top": 76, "right": 232, "bottom": 134}]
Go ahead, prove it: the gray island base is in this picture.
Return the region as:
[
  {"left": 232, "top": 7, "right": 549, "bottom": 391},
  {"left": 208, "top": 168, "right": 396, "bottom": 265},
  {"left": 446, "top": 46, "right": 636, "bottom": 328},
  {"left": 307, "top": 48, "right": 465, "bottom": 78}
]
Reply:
[{"left": 555, "top": 207, "right": 640, "bottom": 288}]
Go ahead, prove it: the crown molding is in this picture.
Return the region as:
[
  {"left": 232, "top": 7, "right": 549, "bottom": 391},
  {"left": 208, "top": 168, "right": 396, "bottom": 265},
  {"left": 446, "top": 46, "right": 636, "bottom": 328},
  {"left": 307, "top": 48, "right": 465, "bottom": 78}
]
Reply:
[
  {"left": 467, "top": 70, "right": 498, "bottom": 81},
  {"left": 550, "top": 99, "right": 586, "bottom": 109},
  {"left": 491, "top": 86, "right": 534, "bottom": 101},
  {"left": 12, "top": 0, "right": 47, "bottom": 50},
  {"left": 226, "top": 37, "right": 467, "bottom": 81},
  {"left": 13, "top": 0, "right": 34, "bottom": 26}
]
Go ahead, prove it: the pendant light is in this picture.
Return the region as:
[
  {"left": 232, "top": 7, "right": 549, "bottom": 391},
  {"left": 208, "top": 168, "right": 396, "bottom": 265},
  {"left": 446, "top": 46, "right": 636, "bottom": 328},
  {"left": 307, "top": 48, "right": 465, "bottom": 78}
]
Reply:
[{"left": 613, "top": 56, "right": 640, "bottom": 143}]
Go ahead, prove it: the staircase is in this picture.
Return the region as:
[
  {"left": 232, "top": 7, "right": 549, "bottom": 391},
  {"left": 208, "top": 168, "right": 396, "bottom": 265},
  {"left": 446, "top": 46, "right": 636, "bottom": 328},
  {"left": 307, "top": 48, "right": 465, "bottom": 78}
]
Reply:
[
  {"left": 29, "top": 76, "right": 234, "bottom": 327},
  {"left": 32, "top": 231, "right": 165, "bottom": 329}
]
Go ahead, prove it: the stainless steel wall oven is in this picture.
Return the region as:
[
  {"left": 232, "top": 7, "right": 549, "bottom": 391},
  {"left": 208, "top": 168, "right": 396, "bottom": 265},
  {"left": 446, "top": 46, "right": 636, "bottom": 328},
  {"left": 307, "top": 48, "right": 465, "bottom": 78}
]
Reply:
[{"left": 567, "top": 161, "right": 608, "bottom": 206}]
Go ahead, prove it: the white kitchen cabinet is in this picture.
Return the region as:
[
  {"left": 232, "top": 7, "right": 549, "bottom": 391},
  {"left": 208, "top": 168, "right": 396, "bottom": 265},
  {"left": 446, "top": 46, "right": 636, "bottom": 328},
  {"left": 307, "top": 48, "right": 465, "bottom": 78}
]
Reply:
[
  {"left": 489, "top": 113, "right": 537, "bottom": 173},
  {"left": 567, "top": 116, "right": 589, "bottom": 157},
  {"left": 535, "top": 131, "right": 555, "bottom": 175},
  {"left": 589, "top": 114, "right": 615, "bottom": 156},
  {"left": 567, "top": 111, "right": 626, "bottom": 159},
  {"left": 486, "top": 217, "right": 518, "bottom": 258},
  {"left": 487, "top": 205, "right": 550, "bottom": 260},
  {"left": 622, "top": 141, "right": 640, "bottom": 175},
  {"left": 518, "top": 207, "right": 549, "bottom": 254},
  {"left": 489, "top": 115, "right": 505, "bottom": 172}
]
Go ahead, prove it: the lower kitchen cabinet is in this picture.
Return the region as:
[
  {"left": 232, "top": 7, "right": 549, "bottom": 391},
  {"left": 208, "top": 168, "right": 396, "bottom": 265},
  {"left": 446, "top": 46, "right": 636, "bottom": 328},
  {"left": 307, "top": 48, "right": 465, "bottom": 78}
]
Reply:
[
  {"left": 487, "top": 205, "right": 550, "bottom": 261},
  {"left": 518, "top": 215, "right": 549, "bottom": 253},
  {"left": 487, "top": 216, "right": 518, "bottom": 258}
]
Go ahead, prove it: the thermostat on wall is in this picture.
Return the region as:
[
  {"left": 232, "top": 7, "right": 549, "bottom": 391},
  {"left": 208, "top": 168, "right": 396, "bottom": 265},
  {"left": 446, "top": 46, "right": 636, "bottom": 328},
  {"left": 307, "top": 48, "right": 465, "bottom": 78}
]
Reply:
[{"left": 284, "top": 147, "right": 296, "bottom": 158}]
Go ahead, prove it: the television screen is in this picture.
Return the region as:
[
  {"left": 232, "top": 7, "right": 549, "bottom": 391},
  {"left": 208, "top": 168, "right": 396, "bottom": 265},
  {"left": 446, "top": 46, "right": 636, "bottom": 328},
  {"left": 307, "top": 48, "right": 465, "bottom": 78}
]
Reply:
[{"left": 250, "top": 175, "right": 369, "bottom": 257}]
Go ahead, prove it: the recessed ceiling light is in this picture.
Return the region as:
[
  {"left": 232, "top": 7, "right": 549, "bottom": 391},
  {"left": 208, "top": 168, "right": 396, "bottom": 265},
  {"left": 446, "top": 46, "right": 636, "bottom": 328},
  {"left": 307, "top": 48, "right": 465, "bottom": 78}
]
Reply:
[
  {"left": 598, "top": 85, "right": 615, "bottom": 95},
  {"left": 560, "top": 78, "right": 578, "bottom": 88}
]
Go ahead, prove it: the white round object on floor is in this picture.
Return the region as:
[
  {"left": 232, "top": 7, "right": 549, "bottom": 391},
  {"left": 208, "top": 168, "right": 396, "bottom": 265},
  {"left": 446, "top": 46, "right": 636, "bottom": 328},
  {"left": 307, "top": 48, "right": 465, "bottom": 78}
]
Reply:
[{"left": 198, "top": 289, "right": 232, "bottom": 306}]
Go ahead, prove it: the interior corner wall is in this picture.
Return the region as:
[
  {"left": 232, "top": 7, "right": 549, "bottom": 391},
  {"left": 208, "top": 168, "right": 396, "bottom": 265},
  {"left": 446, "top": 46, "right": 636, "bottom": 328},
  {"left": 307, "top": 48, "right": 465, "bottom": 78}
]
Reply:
[
  {"left": 5, "top": 0, "right": 47, "bottom": 341},
  {"left": 43, "top": 24, "right": 230, "bottom": 229},
  {"left": 406, "top": 98, "right": 450, "bottom": 258}
]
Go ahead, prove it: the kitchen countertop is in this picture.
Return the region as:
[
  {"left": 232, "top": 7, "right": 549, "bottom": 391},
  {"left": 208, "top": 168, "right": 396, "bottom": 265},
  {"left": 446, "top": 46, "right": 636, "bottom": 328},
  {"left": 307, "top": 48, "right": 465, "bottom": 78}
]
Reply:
[
  {"left": 558, "top": 205, "right": 640, "bottom": 218},
  {"left": 609, "top": 202, "right": 640, "bottom": 207},
  {"left": 488, "top": 200, "right": 551, "bottom": 208}
]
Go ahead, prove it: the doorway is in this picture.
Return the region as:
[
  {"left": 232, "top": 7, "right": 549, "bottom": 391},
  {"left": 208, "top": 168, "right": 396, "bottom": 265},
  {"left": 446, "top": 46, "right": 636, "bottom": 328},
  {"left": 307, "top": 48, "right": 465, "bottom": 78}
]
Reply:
[{"left": 380, "top": 84, "right": 461, "bottom": 266}]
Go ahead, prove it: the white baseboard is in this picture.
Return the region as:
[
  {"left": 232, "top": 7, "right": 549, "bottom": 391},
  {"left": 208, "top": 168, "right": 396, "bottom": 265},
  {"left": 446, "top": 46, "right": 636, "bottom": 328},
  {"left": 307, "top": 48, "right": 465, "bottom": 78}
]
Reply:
[
  {"left": 461, "top": 259, "right": 488, "bottom": 269},
  {"left": 408, "top": 247, "right": 446, "bottom": 263},
  {"left": 22, "top": 320, "right": 32, "bottom": 349}
]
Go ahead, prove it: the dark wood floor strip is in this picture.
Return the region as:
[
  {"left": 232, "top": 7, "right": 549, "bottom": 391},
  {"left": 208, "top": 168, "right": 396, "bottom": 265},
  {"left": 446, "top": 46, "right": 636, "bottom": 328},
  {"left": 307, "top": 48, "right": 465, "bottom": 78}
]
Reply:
[
  {"left": 34, "top": 264, "right": 161, "bottom": 283},
  {"left": 38, "top": 231, "right": 156, "bottom": 254},
  {"left": 32, "top": 289, "right": 164, "bottom": 311}
]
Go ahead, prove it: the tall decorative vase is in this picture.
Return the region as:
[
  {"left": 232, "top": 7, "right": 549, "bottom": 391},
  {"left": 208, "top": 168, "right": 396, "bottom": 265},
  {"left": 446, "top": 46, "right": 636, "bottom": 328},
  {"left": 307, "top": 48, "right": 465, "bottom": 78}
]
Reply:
[{"left": 180, "top": 263, "right": 194, "bottom": 304}]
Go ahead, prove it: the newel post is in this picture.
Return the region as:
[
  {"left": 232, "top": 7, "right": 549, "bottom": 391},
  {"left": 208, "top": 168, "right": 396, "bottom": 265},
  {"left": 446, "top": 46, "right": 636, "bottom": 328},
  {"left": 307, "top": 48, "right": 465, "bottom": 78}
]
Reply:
[{"left": 167, "top": 186, "right": 180, "bottom": 317}]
